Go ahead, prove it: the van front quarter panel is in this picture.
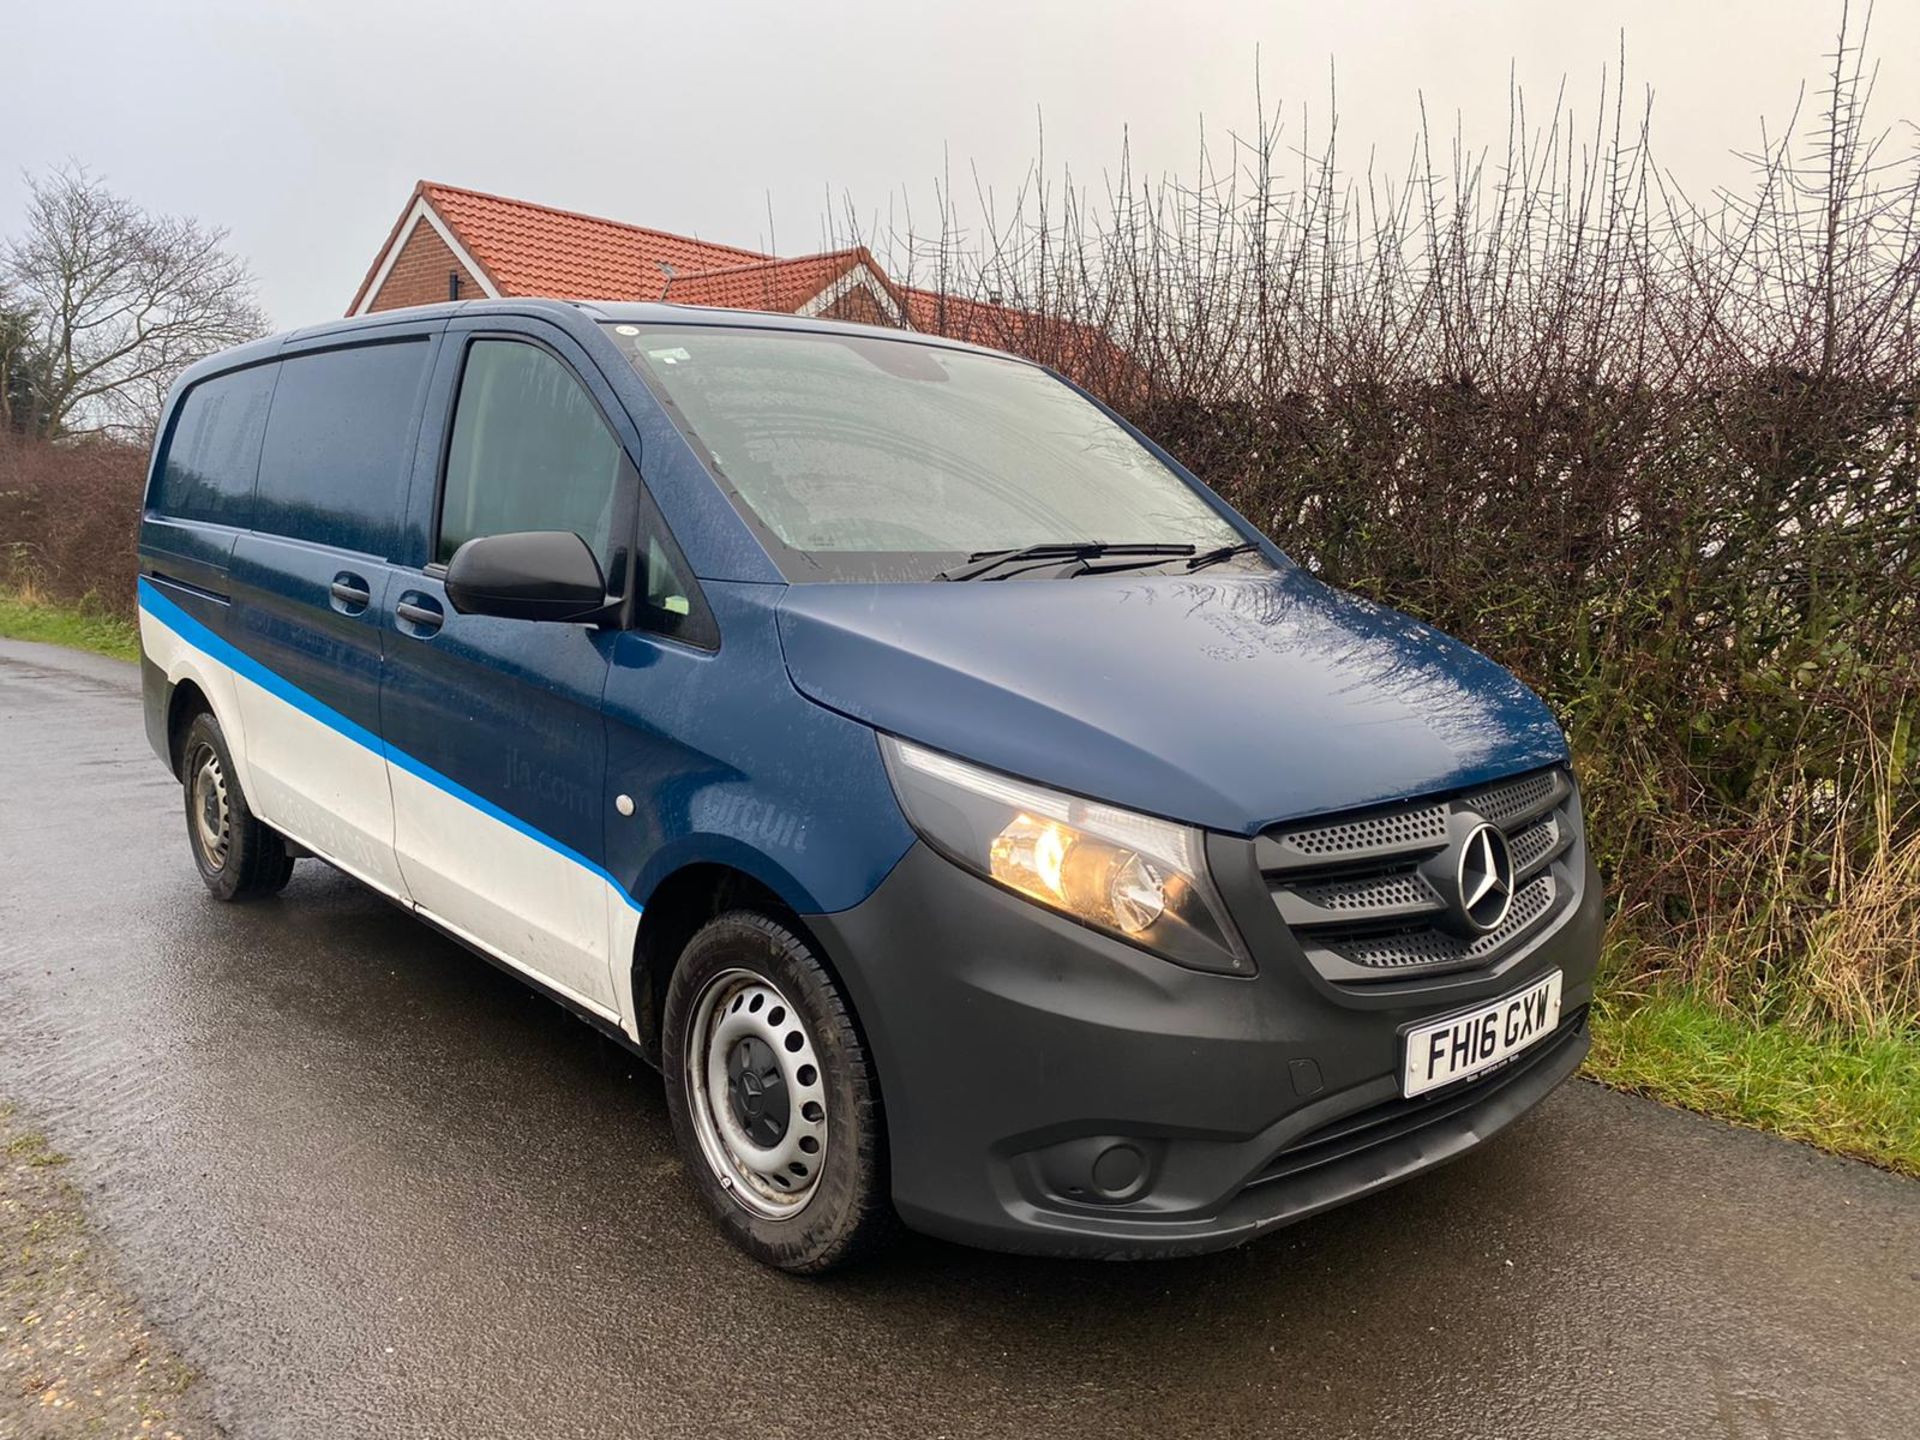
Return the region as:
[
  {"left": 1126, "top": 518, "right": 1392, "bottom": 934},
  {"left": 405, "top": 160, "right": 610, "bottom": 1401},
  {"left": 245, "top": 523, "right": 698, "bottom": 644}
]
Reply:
[{"left": 600, "top": 579, "right": 916, "bottom": 996}]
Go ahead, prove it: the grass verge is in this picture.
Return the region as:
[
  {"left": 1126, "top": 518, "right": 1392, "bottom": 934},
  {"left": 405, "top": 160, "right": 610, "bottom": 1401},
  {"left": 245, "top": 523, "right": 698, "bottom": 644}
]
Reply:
[
  {"left": 1586, "top": 988, "right": 1920, "bottom": 1177},
  {"left": 0, "top": 587, "right": 139, "bottom": 662}
]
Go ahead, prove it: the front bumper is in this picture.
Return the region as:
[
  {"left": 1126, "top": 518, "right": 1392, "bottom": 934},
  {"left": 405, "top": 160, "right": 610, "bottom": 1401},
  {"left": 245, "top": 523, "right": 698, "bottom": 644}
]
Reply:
[{"left": 806, "top": 835, "right": 1603, "bottom": 1258}]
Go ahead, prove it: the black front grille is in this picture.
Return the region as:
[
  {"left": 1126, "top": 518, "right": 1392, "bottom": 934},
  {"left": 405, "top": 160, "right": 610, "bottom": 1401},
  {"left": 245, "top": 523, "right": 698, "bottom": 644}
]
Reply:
[
  {"left": 1336, "top": 872, "right": 1555, "bottom": 971},
  {"left": 1249, "top": 1007, "right": 1590, "bottom": 1189},
  {"left": 1472, "top": 770, "right": 1557, "bottom": 826},
  {"left": 1259, "top": 766, "right": 1581, "bottom": 986},
  {"left": 1282, "top": 804, "right": 1449, "bottom": 857},
  {"left": 1508, "top": 814, "right": 1561, "bottom": 873}
]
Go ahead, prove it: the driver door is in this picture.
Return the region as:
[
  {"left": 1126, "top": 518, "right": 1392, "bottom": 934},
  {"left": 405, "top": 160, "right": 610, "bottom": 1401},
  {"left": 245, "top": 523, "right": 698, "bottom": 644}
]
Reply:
[{"left": 380, "top": 324, "right": 635, "bottom": 1015}]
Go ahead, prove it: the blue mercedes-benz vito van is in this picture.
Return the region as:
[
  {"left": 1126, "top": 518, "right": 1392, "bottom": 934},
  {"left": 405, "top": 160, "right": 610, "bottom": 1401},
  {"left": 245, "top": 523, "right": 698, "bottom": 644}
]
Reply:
[{"left": 137, "top": 298, "right": 1601, "bottom": 1271}]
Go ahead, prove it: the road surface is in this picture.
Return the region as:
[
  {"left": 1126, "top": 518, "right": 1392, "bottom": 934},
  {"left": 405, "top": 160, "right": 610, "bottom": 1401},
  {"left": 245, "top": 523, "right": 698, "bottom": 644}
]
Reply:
[{"left": 1, "top": 637, "right": 1915, "bottom": 1439}]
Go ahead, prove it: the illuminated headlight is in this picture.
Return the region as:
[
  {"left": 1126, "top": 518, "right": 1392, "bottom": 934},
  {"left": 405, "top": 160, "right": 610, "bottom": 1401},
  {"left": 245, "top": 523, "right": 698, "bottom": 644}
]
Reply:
[{"left": 878, "top": 736, "right": 1250, "bottom": 974}]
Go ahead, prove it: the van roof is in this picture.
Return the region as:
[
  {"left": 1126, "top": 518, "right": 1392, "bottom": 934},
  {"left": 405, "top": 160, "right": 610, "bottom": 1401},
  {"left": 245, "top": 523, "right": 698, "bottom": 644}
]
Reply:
[
  {"left": 164, "top": 296, "right": 1043, "bottom": 419},
  {"left": 279, "top": 297, "right": 1020, "bottom": 362}
]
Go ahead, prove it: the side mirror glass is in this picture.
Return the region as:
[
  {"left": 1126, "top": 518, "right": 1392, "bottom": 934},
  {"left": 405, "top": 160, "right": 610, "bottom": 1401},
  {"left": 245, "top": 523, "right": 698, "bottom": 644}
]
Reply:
[{"left": 443, "top": 530, "right": 608, "bottom": 623}]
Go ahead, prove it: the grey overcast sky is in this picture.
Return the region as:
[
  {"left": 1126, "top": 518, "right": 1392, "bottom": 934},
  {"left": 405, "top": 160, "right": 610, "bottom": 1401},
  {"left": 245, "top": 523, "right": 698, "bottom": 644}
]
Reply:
[{"left": 4, "top": 1, "right": 1915, "bottom": 328}]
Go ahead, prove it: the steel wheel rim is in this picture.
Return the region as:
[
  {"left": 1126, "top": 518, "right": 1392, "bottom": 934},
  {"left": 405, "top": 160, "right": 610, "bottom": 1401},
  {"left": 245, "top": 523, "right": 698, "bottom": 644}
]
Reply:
[
  {"left": 187, "top": 741, "right": 231, "bottom": 871},
  {"left": 684, "top": 967, "right": 829, "bottom": 1219}
]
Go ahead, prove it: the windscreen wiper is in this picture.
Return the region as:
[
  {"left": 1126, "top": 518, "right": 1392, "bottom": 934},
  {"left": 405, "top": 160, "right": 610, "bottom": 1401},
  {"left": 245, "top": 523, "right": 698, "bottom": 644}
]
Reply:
[
  {"left": 1043, "top": 540, "right": 1263, "bottom": 579},
  {"left": 1182, "top": 541, "right": 1261, "bottom": 572},
  {"left": 935, "top": 542, "right": 1196, "bottom": 582}
]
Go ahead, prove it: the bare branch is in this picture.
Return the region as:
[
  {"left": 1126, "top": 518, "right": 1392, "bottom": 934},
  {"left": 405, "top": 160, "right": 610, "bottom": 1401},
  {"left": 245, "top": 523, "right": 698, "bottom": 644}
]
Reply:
[{"left": 4, "top": 163, "right": 267, "bottom": 439}]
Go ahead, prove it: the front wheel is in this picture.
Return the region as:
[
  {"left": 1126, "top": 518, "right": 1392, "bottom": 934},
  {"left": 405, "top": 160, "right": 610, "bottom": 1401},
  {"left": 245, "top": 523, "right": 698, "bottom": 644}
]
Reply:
[
  {"left": 662, "top": 911, "right": 893, "bottom": 1273},
  {"left": 179, "top": 710, "right": 295, "bottom": 901}
]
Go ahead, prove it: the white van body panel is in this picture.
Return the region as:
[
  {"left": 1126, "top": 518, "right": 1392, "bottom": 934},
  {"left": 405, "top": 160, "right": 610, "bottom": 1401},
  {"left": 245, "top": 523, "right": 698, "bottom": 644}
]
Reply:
[
  {"left": 388, "top": 761, "right": 623, "bottom": 1015},
  {"left": 137, "top": 576, "right": 641, "bottom": 1034}
]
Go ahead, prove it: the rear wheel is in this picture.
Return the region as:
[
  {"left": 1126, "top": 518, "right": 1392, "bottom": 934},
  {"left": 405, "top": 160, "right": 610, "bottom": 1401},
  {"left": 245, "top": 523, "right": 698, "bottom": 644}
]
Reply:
[
  {"left": 662, "top": 910, "right": 893, "bottom": 1273},
  {"left": 179, "top": 711, "right": 295, "bottom": 901}
]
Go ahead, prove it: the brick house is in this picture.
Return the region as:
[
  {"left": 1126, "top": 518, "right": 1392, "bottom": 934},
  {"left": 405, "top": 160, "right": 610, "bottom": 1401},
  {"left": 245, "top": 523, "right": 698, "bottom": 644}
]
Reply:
[{"left": 346, "top": 181, "right": 1122, "bottom": 378}]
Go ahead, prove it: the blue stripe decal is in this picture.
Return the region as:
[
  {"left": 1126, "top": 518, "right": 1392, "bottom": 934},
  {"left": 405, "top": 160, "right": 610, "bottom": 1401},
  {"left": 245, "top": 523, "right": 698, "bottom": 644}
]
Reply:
[{"left": 138, "top": 576, "right": 643, "bottom": 914}]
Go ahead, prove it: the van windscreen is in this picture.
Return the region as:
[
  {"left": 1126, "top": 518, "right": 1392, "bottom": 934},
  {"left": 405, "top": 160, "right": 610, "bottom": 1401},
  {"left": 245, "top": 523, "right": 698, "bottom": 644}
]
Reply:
[{"left": 603, "top": 324, "right": 1248, "bottom": 582}]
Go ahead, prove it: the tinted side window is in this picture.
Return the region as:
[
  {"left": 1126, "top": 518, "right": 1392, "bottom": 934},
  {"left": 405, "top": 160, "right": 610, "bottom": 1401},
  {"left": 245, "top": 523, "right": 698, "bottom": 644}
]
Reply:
[
  {"left": 150, "top": 364, "right": 276, "bottom": 527},
  {"left": 255, "top": 338, "right": 432, "bottom": 556},
  {"left": 437, "top": 340, "right": 626, "bottom": 571}
]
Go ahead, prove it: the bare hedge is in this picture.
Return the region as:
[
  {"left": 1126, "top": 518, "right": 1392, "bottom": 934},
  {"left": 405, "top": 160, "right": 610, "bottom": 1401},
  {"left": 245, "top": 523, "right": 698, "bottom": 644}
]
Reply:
[
  {"left": 871, "top": 24, "right": 1919, "bottom": 1029},
  {"left": 0, "top": 431, "right": 145, "bottom": 615}
]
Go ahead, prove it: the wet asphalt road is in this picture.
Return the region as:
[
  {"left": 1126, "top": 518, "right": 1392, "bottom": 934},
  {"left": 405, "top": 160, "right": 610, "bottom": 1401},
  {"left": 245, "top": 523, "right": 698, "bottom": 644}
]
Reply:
[{"left": 1, "top": 638, "right": 1916, "bottom": 1440}]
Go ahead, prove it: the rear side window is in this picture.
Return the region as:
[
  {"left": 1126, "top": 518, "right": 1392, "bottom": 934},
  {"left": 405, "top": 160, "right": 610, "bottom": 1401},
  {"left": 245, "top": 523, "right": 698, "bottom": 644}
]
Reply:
[
  {"left": 436, "top": 339, "right": 626, "bottom": 571},
  {"left": 255, "top": 338, "right": 433, "bottom": 557},
  {"left": 150, "top": 364, "right": 276, "bottom": 527}
]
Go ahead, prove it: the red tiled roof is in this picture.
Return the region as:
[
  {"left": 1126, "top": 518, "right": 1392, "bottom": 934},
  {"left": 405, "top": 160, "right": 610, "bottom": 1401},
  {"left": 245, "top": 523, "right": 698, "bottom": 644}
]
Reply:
[
  {"left": 348, "top": 182, "right": 1129, "bottom": 386},
  {"left": 904, "top": 288, "right": 1023, "bottom": 346},
  {"left": 906, "top": 288, "right": 1133, "bottom": 382},
  {"left": 348, "top": 181, "right": 770, "bottom": 313},
  {"left": 426, "top": 181, "right": 768, "bottom": 300},
  {"left": 667, "top": 246, "right": 912, "bottom": 321},
  {"left": 667, "top": 251, "right": 860, "bottom": 311}
]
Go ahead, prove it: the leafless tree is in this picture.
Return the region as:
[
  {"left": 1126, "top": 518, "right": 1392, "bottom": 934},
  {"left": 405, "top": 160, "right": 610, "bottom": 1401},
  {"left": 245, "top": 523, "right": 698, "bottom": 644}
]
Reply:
[{"left": 2, "top": 164, "right": 267, "bottom": 439}]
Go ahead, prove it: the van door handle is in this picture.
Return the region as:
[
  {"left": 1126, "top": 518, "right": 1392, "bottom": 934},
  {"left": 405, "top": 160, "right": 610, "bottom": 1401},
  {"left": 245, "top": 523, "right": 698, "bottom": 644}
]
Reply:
[
  {"left": 329, "top": 573, "right": 372, "bottom": 613},
  {"left": 395, "top": 592, "right": 444, "bottom": 636}
]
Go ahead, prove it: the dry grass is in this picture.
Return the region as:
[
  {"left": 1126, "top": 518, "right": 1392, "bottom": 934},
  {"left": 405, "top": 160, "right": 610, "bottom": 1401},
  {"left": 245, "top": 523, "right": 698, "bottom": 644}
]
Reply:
[{"left": 1799, "top": 778, "right": 1920, "bottom": 1031}]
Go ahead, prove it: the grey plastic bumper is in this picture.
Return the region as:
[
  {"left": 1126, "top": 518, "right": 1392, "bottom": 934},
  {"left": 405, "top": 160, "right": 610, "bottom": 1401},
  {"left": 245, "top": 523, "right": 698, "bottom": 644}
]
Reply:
[{"left": 806, "top": 838, "right": 1603, "bottom": 1258}]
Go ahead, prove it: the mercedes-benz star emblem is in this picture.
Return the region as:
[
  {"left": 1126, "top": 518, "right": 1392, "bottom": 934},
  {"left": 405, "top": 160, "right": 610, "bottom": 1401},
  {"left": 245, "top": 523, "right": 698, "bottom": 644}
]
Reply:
[{"left": 1456, "top": 822, "right": 1516, "bottom": 933}]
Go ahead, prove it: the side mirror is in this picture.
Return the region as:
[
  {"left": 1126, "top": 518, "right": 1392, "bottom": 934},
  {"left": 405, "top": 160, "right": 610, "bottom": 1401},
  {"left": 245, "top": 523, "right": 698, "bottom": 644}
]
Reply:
[{"left": 444, "top": 531, "right": 608, "bottom": 623}]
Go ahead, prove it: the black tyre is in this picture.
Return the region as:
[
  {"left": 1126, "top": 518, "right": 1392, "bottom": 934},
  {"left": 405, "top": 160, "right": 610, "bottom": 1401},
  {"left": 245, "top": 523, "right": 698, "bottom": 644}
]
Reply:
[
  {"left": 178, "top": 710, "right": 295, "bottom": 902},
  {"left": 662, "top": 910, "right": 893, "bottom": 1273}
]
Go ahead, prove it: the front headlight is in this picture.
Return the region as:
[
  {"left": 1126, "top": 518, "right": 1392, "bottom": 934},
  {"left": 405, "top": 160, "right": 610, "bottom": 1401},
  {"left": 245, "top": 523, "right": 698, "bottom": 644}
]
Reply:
[{"left": 878, "top": 735, "right": 1251, "bottom": 975}]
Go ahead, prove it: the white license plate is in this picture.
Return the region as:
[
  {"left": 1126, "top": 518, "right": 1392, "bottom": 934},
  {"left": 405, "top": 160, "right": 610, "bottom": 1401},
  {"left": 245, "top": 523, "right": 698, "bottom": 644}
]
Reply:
[{"left": 1402, "top": 971, "right": 1563, "bottom": 1098}]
